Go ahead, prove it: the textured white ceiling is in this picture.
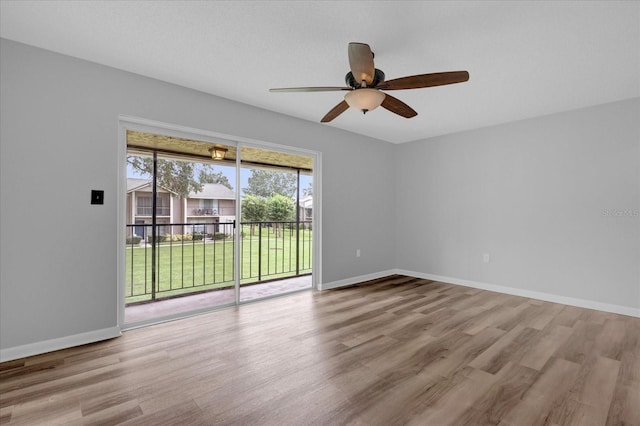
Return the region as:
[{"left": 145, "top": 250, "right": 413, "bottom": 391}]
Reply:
[{"left": 1, "top": 1, "right": 638, "bottom": 144}]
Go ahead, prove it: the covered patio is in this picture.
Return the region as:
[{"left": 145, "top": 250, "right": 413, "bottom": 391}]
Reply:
[{"left": 125, "top": 274, "right": 312, "bottom": 323}]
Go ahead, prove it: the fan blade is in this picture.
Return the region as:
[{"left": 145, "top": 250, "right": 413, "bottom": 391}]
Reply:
[
  {"left": 348, "top": 42, "right": 375, "bottom": 86},
  {"left": 321, "top": 100, "right": 349, "bottom": 122},
  {"left": 270, "top": 87, "right": 351, "bottom": 92},
  {"left": 381, "top": 94, "right": 417, "bottom": 118},
  {"left": 377, "top": 71, "right": 469, "bottom": 90}
]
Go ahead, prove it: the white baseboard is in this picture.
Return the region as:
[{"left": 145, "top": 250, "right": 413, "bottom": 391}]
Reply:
[
  {"left": 393, "top": 269, "right": 640, "bottom": 318},
  {"left": 0, "top": 326, "right": 122, "bottom": 363},
  {"left": 320, "top": 269, "right": 397, "bottom": 291},
  {"left": 3, "top": 271, "right": 635, "bottom": 363}
]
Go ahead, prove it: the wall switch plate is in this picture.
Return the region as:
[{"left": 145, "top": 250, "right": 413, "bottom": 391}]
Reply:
[
  {"left": 91, "top": 190, "right": 104, "bottom": 205},
  {"left": 483, "top": 253, "right": 490, "bottom": 263},
  {"left": 356, "top": 249, "right": 361, "bottom": 258}
]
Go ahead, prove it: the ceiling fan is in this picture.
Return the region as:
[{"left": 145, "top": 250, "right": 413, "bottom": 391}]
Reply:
[{"left": 270, "top": 42, "right": 469, "bottom": 123}]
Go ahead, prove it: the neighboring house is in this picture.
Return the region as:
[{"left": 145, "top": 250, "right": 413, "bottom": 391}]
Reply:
[
  {"left": 298, "top": 195, "right": 313, "bottom": 222},
  {"left": 185, "top": 183, "right": 236, "bottom": 235},
  {"left": 126, "top": 178, "right": 181, "bottom": 239},
  {"left": 126, "top": 178, "right": 236, "bottom": 239}
]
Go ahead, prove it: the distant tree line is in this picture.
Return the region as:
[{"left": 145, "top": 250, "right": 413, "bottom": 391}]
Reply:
[{"left": 241, "top": 194, "right": 295, "bottom": 237}]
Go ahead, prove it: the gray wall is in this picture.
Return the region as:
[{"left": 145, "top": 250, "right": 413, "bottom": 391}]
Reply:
[
  {"left": 2, "top": 38, "right": 638, "bottom": 356},
  {"left": 0, "top": 39, "right": 396, "bottom": 351},
  {"left": 395, "top": 98, "right": 640, "bottom": 310}
]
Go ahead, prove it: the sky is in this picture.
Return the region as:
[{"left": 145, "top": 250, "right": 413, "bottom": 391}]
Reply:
[{"left": 127, "top": 161, "right": 312, "bottom": 197}]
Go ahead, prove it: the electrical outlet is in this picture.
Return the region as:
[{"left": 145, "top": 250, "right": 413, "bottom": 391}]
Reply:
[
  {"left": 483, "top": 253, "right": 490, "bottom": 263},
  {"left": 356, "top": 249, "right": 361, "bottom": 258}
]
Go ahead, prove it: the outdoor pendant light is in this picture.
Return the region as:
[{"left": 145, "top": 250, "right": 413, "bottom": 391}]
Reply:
[{"left": 209, "top": 146, "right": 228, "bottom": 160}]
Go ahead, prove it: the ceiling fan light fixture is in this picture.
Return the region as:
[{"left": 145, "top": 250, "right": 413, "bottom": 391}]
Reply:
[
  {"left": 270, "top": 42, "right": 468, "bottom": 122},
  {"left": 208, "top": 146, "right": 227, "bottom": 160},
  {"left": 344, "top": 88, "right": 386, "bottom": 114}
]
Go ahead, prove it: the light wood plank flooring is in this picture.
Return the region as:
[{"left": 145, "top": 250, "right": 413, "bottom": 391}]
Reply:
[{"left": 1, "top": 275, "right": 639, "bottom": 425}]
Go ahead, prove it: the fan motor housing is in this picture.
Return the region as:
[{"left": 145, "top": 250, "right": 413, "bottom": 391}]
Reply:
[{"left": 345, "top": 69, "right": 385, "bottom": 88}]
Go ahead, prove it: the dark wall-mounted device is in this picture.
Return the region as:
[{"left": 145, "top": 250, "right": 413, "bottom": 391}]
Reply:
[{"left": 91, "top": 190, "right": 104, "bottom": 205}]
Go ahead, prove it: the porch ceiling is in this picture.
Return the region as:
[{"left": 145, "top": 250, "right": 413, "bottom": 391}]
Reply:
[{"left": 127, "top": 130, "right": 313, "bottom": 171}]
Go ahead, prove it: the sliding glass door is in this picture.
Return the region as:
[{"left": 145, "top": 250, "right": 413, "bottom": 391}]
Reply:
[{"left": 120, "top": 121, "right": 317, "bottom": 327}]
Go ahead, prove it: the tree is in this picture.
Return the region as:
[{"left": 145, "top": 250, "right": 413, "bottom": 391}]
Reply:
[
  {"left": 127, "top": 156, "right": 202, "bottom": 198},
  {"left": 266, "top": 194, "right": 295, "bottom": 237},
  {"left": 241, "top": 195, "right": 267, "bottom": 236},
  {"left": 303, "top": 182, "right": 313, "bottom": 197},
  {"left": 198, "top": 167, "right": 232, "bottom": 190},
  {"left": 244, "top": 170, "right": 297, "bottom": 198}
]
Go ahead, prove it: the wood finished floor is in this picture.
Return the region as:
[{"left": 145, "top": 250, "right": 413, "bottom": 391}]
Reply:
[{"left": 1, "top": 275, "right": 639, "bottom": 425}]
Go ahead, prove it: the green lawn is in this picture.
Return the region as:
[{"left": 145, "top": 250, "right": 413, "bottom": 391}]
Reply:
[{"left": 125, "top": 226, "right": 311, "bottom": 304}]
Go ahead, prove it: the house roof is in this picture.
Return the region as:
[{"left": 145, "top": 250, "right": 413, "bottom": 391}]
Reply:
[
  {"left": 127, "top": 178, "right": 151, "bottom": 192},
  {"left": 189, "top": 183, "right": 236, "bottom": 200},
  {"left": 126, "top": 178, "right": 177, "bottom": 195}
]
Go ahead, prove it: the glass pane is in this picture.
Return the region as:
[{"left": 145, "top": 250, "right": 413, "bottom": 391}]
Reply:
[
  {"left": 124, "top": 141, "right": 237, "bottom": 324},
  {"left": 239, "top": 146, "right": 313, "bottom": 302}
]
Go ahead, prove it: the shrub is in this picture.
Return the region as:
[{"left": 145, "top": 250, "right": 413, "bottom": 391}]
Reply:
[
  {"left": 192, "top": 233, "right": 204, "bottom": 241},
  {"left": 146, "top": 235, "right": 166, "bottom": 244},
  {"left": 126, "top": 236, "right": 142, "bottom": 245},
  {"left": 170, "top": 234, "right": 193, "bottom": 241},
  {"left": 213, "top": 232, "right": 227, "bottom": 240}
]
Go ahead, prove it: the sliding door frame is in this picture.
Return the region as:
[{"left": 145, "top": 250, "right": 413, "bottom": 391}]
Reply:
[
  {"left": 235, "top": 141, "right": 320, "bottom": 302},
  {"left": 117, "top": 116, "right": 321, "bottom": 330}
]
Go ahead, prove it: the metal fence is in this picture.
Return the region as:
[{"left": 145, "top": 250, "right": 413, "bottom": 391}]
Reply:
[
  {"left": 239, "top": 221, "right": 312, "bottom": 282},
  {"left": 125, "top": 220, "right": 312, "bottom": 304}
]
